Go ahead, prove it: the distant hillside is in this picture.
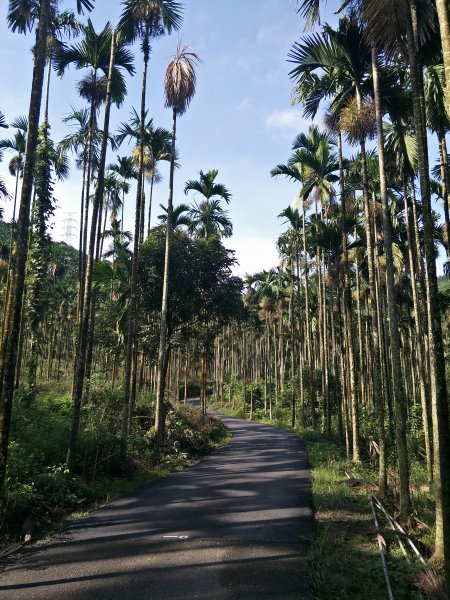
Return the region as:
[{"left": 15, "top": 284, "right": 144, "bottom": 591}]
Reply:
[{"left": 0, "top": 220, "right": 79, "bottom": 278}]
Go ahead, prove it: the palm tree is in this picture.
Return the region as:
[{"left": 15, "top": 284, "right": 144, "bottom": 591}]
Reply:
[
  {"left": 153, "top": 43, "right": 200, "bottom": 446},
  {"left": 435, "top": 0, "right": 450, "bottom": 114},
  {"left": 102, "top": 218, "right": 132, "bottom": 265},
  {"left": 273, "top": 125, "right": 340, "bottom": 433},
  {"left": 157, "top": 202, "right": 192, "bottom": 230},
  {"left": 384, "top": 0, "right": 450, "bottom": 568},
  {"left": 289, "top": 17, "right": 390, "bottom": 485},
  {"left": 291, "top": 35, "right": 364, "bottom": 457},
  {"left": 26, "top": 121, "right": 70, "bottom": 393},
  {"left": 0, "top": 116, "right": 27, "bottom": 223},
  {"left": 184, "top": 169, "right": 232, "bottom": 205},
  {"left": 144, "top": 127, "right": 173, "bottom": 235},
  {"left": 118, "top": 0, "right": 182, "bottom": 247},
  {"left": 115, "top": 109, "right": 172, "bottom": 239},
  {"left": 56, "top": 19, "right": 134, "bottom": 322},
  {"left": 0, "top": 0, "right": 53, "bottom": 494},
  {"left": 248, "top": 268, "right": 288, "bottom": 419},
  {"left": 370, "top": 43, "right": 412, "bottom": 517},
  {"left": 188, "top": 199, "right": 233, "bottom": 239},
  {"left": 379, "top": 0, "right": 450, "bottom": 569},
  {"left": 0, "top": 112, "right": 11, "bottom": 206},
  {"left": 56, "top": 22, "right": 134, "bottom": 282},
  {"left": 0, "top": 0, "right": 95, "bottom": 493},
  {"left": 67, "top": 28, "right": 133, "bottom": 469},
  {"left": 59, "top": 107, "right": 96, "bottom": 292},
  {"left": 117, "top": 1, "right": 182, "bottom": 453},
  {"left": 108, "top": 155, "right": 137, "bottom": 232},
  {"left": 55, "top": 20, "right": 134, "bottom": 153},
  {"left": 363, "top": 0, "right": 449, "bottom": 539},
  {"left": 271, "top": 159, "right": 315, "bottom": 427},
  {"left": 99, "top": 171, "right": 124, "bottom": 257},
  {"left": 277, "top": 206, "right": 305, "bottom": 427},
  {"left": 424, "top": 64, "right": 450, "bottom": 265}
]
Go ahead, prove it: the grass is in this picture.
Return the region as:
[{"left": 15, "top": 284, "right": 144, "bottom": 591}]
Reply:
[
  {"left": 302, "top": 429, "right": 426, "bottom": 599},
  {"left": 210, "top": 398, "right": 437, "bottom": 599}
]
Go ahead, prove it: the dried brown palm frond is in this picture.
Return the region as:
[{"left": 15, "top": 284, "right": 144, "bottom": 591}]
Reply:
[
  {"left": 441, "top": 222, "right": 448, "bottom": 250},
  {"left": 164, "top": 43, "right": 201, "bottom": 116},
  {"left": 340, "top": 96, "right": 376, "bottom": 145},
  {"left": 296, "top": 194, "right": 314, "bottom": 211},
  {"left": 415, "top": 568, "right": 448, "bottom": 600}
]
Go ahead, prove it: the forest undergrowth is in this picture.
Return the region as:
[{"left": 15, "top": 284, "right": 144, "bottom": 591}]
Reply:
[
  {"left": 1, "top": 381, "right": 228, "bottom": 547},
  {"left": 209, "top": 397, "right": 440, "bottom": 599}
]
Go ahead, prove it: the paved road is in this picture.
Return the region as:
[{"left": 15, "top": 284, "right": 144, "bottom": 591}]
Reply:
[{"left": 0, "top": 412, "right": 313, "bottom": 599}]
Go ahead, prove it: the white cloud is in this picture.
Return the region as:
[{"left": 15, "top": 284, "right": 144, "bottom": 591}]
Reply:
[
  {"left": 264, "top": 108, "right": 310, "bottom": 139},
  {"left": 227, "top": 238, "right": 280, "bottom": 277}
]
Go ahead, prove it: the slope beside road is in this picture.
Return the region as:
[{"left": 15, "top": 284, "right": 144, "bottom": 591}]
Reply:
[{"left": 0, "top": 412, "right": 313, "bottom": 599}]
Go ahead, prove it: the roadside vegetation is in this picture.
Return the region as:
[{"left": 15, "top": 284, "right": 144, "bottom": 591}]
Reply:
[{"left": 3, "top": 384, "right": 227, "bottom": 546}]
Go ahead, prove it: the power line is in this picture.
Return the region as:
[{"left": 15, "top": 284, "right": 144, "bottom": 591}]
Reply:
[{"left": 62, "top": 213, "right": 78, "bottom": 247}]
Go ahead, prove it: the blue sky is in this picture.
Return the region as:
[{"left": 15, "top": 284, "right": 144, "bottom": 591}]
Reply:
[
  {"left": 1, "top": 0, "right": 340, "bottom": 276},
  {"left": 0, "top": 0, "right": 445, "bottom": 276}
]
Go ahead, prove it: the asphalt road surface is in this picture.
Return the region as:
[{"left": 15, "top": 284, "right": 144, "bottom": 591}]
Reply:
[{"left": 0, "top": 411, "right": 313, "bottom": 599}]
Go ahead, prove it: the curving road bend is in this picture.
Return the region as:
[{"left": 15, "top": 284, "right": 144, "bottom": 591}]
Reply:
[{"left": 0, "top": 412, "right": 313, "bottom": 599}]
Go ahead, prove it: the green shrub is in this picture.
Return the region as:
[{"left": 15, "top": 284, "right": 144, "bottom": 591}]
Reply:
[{"left": 2, "top": 385, "right": 228, "bottom": 544}]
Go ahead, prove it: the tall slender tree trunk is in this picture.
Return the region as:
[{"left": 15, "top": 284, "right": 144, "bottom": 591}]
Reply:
[
  {"left": 301, "top": 200, "right": 314, "bottom": 426},
  {"left": 289, "top": 258, "right": 296, "bottom": 428},
  {"left": 436, "top": 0, "right": 450, "bottom": 114},
  {"left": 147, "top": 173, "right": 155, "bottom": 236},
  {"left": 338, "top": 130, "right": 359, "bottom": 462},
  {"left": 402, "top": 0, "right": 450, "bottom": 578},
  {"left": 0, "top": 0, "right": 51, "bottom": 493},
  {"left": 122, "top": 49, "right": 149, "bottom": 450},
  {"left": 139, "top": 173, "right": 145, "bottom": 244},
  {"left": 438, "top": 133, "right": 450, "bottom": 263},
  {"left": 67, "top": 32, "right": 117, "bottom": 470},
  {"left": 403, "top": 177, "right": 432, "bottom": 482},
  {"left": 359, "top": 125, "right": 387, "bottom": 494},
  {"left": 77, "top": 87, "right": 96, "bottom": 324},
  {"left": 43, "top": 52, "right": 52, "bottom": 124},
  {"left": 154, "top": 109, "right": 177, "bottom": 446},
  {"left": 372, "top": 47, "right": 410, "bottom": 514},
  {"left": 78, "top": 150, "right": 87, "bottom": 305}
]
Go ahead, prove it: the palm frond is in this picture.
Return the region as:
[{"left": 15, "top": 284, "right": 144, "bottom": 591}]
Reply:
[
  {"left": 10, "top": 115, "right": 28, "bottom": 132},
  {"left": 270, "top": 163, "right": 302, "bottom": 183},
  {"left": 164, "top": 43, "right": 201, "bottom": 116}
]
